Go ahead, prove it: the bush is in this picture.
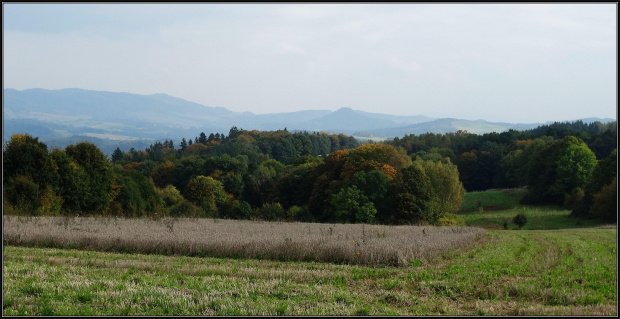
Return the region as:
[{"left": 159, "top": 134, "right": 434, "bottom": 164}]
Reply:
[
  {"left": 39, "top": 185, "right": 64, "bottom": 216},
  {"left": 286, "top": 205, "right": 302, "bottom": 221},
  {"left": 169, "top": 201, "right": 199, "bottom": 217},
  {"left": 256, "top": 202, "right": 285, "bottom": 221},
  {"left": 107, "top": 201, "right": 123, "bottom": 216},
  {"left": 590, "top": 177, "right": 616, "bottom": 223},
  {"left": 292, "top": 205, "right": 315, "bottom": 222},
  {"left": 5, "top": 175, "right": 41, "bottom": 214},
  {"left": 513, "top": 213, "right": 527, "bottom": 229},
  {"left": 563, "top": 189, "right": 584, "bottom": 210},
  {"left": 436, "top": 213, "right": 466, "bottom": 226}
]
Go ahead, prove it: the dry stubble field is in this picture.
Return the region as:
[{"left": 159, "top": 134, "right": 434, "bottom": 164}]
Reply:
[{"left": 3, "top": 216, "right": 484, "bottom": 266}]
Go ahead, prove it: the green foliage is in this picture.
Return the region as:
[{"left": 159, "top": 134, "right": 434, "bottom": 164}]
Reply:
[
  {"left": 330, "top": 186, "right": 376, "bottom": 224},
  {"left": 285, "top": 205, "right": 302, "bottom": 221},
  {"left": 256, "top": 202, "right": 285, "bottom": 221},
  {"left": 157, "top": 185, "right": 184, "bottom": 207},
  {"left": 169, "top": 201, "right": 200, "bottom": 217},
  {"left": 512, "top": 213, "right": 527, "bottom": 229},
  {"left": 225, "top": 200, "right": 252, "bottom": 220},
  {"left": 382, "top": 165, "right": 432, "bottom": 225},
  {"left": 5, "top": 123, "right": 613, "bottom": 226},
  {"left": 590, "top": 177, "right": 617, "bottom": 223},
  {"left": 437, "top": 213, "right": 466, "bottom": 226},
  {"left": 4, "top": 175, "right": 41, "bottom": 214},
  {"left": 65, "top": 142, "right": 117, "bottom": 213},
  {"left": 183, "top": 176, "right": 227, "bottom": 215},
  {"left": 520, "top": 136, "right": 597, "bottom": 205},
  {"left": 151, "top": 161, "right": 176, "bottom": 189},
  {"left": 550, "top": 136, "right": 597, "bottom": 202},
  {"left": 48, "top": 149, "right": 90, "bottom": 213},
  {"left": 112, "top": 167, "right": 163, "bottom": 217},
  {"left": 111, "top": 147, "right": 124, "bottom": 163},
  {"left": 346, "top": 169, "right": 388, "bottom": 202},
  {"left": 414, "top": 158, "right": 465, "bottom": 216},
  {"left": 39, "top": 185, "right": 63, "bottom": 216},
  {"left": 572, "top": 149, "right": 617, "bottom": 218},
  {"left": 3, "top": 134, "right": 54, "bottom": 187},
  {"left": 276, "top": 162, "right": 320, "bottom": 209}
]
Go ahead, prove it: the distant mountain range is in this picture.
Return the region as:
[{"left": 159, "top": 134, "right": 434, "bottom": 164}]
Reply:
[{"left": 3, "top": 88, "right": 616, "bottom": 154}]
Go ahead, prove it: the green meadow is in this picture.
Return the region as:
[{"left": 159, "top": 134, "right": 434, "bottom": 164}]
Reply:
[{"left": 459, "top": 188, "right": 604, "bottom": 230}]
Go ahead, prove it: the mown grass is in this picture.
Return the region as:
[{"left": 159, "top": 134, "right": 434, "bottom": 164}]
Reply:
[{"left": 3, "top": 227, "right": 616, "bottom": 316}]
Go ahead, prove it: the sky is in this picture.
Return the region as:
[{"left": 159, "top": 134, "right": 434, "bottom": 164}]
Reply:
[{"left": 3, "top": 3, "right": 617, "bottom": 123}]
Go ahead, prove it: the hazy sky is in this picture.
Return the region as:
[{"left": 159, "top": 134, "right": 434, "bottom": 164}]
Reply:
[{"left": 3, "top": 3, "right": 617, "bottom": 123}]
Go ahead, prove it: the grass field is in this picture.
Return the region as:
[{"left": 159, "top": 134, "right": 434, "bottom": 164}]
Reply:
[
  {"left": 3, "top": 227, "right": 616, "bottom": 316},
  {"left": 3, "top": 189, "right": 616, "bottom": 316},
  {"left": 459, "top": 188, "right": 528, "bottom": 213}
]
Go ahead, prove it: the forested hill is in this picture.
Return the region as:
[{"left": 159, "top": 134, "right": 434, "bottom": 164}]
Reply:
[
  {"left": 4, "top": 120, "right": 617, "bottom": 226},
  {"left": 385, "top": 120, "right": 616, "bottom": 193}
]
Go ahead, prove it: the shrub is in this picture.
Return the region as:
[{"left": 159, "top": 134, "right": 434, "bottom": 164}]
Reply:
[
  {"left": 286, "top": 205, "right": 302, "bottom": 221},
  {"left": 5, "top": 175, "right": 41, "bottom": 214},
  {"left": 513, "top": 213, "right": 527, "bottom": 229},
  {"left": 169, "top": 201, "right": 199, "bottom": 217},
  {"left": 292, "top": 205, "right": 315, "bottom": 222},
  {"left": 256, "top": 202, "right": 285, "bottom": 221},
  {"left": 436, "top": 213, "right": 466, "bottom": 226},
  {"left": 563, "top": 189, "right": 584, "bottom": 210},
  {"left": 590, "top": 177, "right": 617, "bottom": 223},
  {"left": 107, "top": 201, "right": 123, "bottom": 216},
  {"left": 40, "top": 185, "right": 64, "bottom": 216}
]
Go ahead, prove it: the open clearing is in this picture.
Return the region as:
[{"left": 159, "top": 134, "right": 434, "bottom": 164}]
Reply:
[{"left": 3, "top": 227, "right": 616, "bottom": 316}]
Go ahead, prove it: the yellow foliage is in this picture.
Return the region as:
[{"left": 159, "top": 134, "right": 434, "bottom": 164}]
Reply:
[
  {"left": 437, "top": 217, "right": 459, "bottom": 226},
  {"left": 40, "top": 185, "right": 64, "bottom": 216},
  {"left": 11, "top": 134, "right": 27, "bottom": 144}
]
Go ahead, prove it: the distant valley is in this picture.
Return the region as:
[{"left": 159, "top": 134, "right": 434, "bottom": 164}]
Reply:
[{"left": 3, "top": 88, "right": 615, "bottom": 155}]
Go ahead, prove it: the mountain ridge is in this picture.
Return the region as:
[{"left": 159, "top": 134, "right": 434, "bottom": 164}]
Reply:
[{"left": 3, "top": 88, "right": 616, "bottom": 147}]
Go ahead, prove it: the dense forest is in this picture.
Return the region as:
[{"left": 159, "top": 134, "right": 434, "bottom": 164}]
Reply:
[{"left": 3, "top": 121, "right": 617, "bottom": 224}]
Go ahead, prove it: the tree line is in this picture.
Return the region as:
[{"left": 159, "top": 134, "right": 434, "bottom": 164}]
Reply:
[
  {"left": 4, "top": 120, "right": 616, "bottom": 224},
  {"left": 386, "top": 120, "right": 617, "bottom": 222}
]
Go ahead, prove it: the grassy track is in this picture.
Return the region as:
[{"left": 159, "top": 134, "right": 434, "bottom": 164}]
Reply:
[{"left": 3, "top": 227, "right": 616, "bottom": 316}]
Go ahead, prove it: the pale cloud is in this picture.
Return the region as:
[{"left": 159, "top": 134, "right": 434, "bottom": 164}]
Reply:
[
  {"left": 274, "top": 42, "right": 306, "bottom": 55},
  {"left": 277, "top": 4, "right": 335, "bottom": 20},
  {"left": 387, "top": 56, "right": 421, "bottom": 72}
]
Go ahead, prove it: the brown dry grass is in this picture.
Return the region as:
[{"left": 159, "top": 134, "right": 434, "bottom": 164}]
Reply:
[{"left": 2, "top": 216, "right": 485, "bottom": 266}]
